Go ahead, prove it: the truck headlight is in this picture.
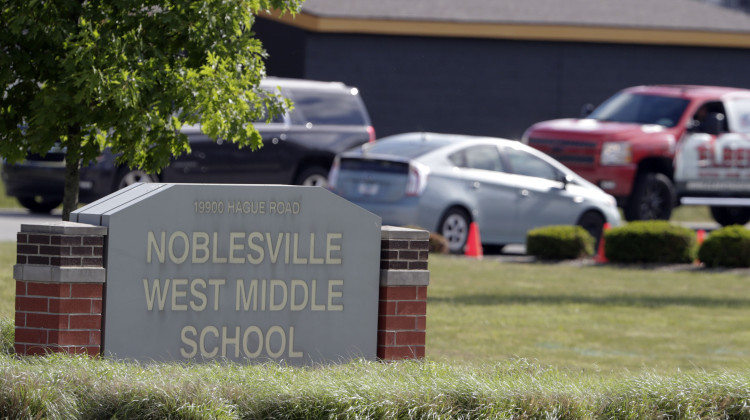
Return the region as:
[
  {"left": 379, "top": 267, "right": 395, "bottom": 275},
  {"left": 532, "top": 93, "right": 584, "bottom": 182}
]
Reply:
[{"left": 600, "top": 142, "right": 632, "bottom": 165}]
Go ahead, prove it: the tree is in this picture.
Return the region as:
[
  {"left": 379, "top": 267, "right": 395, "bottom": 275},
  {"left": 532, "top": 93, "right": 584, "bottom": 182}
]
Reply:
[{"left": 0, "top": 0, "right": 301, "bottom": 220}]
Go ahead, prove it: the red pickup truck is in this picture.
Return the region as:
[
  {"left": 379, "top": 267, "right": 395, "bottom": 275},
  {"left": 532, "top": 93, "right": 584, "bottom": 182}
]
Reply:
[{"left": 522, "top": 85, "right": 750, "bottom": 225}]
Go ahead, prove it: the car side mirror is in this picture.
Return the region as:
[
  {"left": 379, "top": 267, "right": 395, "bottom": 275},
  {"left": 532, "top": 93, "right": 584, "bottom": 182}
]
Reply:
[{"left": 581, "top": 104, "right": 595, "bottom": 118}]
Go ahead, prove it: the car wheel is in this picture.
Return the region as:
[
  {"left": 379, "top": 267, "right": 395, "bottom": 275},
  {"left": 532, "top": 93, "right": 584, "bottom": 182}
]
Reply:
[
  {"left": 116, "top": 168, "right": 158, "bottom": 190},
  {"left": 709, "top": 206, "right": 750, "bottom": 227},
  {"left": 294, "top": 166, "right": 329, "bottom": 187},
  {"left": 439, "top": 207, "right": 471, "bottom": 254},
  {"left": 17, "top": 196, "right": 62, "bottom": 214},
  {"left": 624, "top": 173, "right": 675, "bottom": 221},
  {"left": 577, "top": 210, "right": 605, "bottom": 249}
]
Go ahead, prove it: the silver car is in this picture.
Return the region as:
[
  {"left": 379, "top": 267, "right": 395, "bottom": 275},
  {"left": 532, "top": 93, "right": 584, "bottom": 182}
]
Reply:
[{"left": 328, "top": 132, "right": 622, "bottom": 253}]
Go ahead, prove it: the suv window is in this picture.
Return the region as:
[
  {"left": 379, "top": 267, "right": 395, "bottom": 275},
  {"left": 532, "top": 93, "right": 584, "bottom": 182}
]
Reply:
[
  {"left": 588, "top": 93, "right": 690, "bottom": 127},
  {"left": 287, "top": 89, "right": 368, "bottom": 126}
]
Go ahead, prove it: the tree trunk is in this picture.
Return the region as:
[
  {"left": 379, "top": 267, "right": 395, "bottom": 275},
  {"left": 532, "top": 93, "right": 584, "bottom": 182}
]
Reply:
[{"left": 62, "top": 129, "right": 82, "bottom": 222}]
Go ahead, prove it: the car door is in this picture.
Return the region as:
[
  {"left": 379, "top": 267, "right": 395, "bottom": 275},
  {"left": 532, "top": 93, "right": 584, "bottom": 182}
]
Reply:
[
  {"left": 450, "top": 144, "right": 519, "bottom": 244},
  {"left": 501, "top": 145, "right": 581, "bottom": 236}
]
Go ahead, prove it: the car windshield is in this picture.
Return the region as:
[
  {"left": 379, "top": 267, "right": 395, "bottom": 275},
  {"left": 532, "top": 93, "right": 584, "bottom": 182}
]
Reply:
[
  {"left": 360, "top": 136, "right": 456, "bottom": 159},
  {"left": 588, "top": 93, "right": 689, "bottom": 127}
]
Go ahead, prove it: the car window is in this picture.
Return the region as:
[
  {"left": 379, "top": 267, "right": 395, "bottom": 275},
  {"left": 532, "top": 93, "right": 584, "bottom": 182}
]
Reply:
[
  {"left": 449, "top": 145, "right": 504, "bottom": 172},
  {"left": 503, "top": 147, "right": 559, "bottom": 180},
  {"left": 286, "top": 89, "right": 368, "bottom": 125}
]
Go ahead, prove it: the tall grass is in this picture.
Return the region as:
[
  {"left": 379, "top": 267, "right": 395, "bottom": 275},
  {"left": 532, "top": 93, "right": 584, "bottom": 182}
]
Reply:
[{"left": 2, "top": 352, "right": 750, "bottom": 418}]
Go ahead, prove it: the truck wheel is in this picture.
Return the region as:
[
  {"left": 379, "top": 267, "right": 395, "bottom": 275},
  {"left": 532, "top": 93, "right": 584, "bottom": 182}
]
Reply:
[
  {"left": 439, "top": 207, "right": 472, "bottom": 254},
  {"left": 709, "top": 206, "right": 750, "bottom": 227},
  {"left": 17, "top": 196, "right": 62, "bottom": 214},
  {"left": 624, "top": 173, "right": 675, "bottom": 221},
  {"left": 294, "top": 166, "right": 329, "bottom": 187},
  {"left": 576, "top": 211, "right": 605, "bottom": 249}
]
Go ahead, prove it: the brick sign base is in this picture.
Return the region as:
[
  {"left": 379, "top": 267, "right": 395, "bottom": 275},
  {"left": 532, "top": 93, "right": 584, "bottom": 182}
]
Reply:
[{"left": 14, "top": 222, "right": 428, "bottom": 361}]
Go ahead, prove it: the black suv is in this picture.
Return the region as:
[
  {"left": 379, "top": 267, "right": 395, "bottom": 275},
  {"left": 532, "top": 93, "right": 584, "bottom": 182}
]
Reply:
[{"left": 2, "top": 77, "right": 375, "bottom": 213}]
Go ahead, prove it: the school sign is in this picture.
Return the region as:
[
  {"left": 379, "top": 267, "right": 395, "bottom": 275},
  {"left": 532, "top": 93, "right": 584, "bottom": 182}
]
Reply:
[{"left": 70, "top": 183, "right": 381, "bottom": 364}]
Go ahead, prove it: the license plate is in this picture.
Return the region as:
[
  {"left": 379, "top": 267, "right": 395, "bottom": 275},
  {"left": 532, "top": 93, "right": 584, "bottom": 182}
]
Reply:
[{"left": 358, "top": 181, "right": 379, "bottom": 196}]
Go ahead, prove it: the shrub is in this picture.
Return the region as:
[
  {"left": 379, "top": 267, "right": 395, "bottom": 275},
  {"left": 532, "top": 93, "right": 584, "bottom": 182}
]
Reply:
[
  {"left": 428, "top": 232, "right": 450, "bottom": 254},
  {"left": 526, "top": 225, "right": 594, "bottom": 260},
  {"left": 605, "top": 221, "right": 695, "bottom": 264},
  {"left": 698, "top": 225, "right": 750, "bottom": 268}
]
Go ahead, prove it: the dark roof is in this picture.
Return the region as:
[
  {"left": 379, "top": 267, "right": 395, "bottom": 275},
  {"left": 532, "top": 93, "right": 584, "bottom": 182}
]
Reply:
[{"left": 264, "top": 0, "right": 750, "bottom": 48}]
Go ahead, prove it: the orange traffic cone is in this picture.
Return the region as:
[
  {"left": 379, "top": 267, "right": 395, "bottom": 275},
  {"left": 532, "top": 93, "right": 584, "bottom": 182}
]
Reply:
[
  {"left": 594, "top": 223, "right": 611, "bottom": 263},
  {"left": 465, "top": 222, "right": 483, "bottom": 259},
  {"left": 694, "top": 229, "right": 706, "bottom": 265}
]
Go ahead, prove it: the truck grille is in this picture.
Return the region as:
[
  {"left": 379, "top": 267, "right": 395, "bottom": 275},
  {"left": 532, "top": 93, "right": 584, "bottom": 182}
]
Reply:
[{"left": 527, "top": 137, "right": 597, "bottom": 166}]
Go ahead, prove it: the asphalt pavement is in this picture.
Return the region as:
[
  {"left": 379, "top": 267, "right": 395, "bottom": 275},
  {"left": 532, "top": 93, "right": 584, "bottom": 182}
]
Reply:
[{"left": 0, "top": 209, "right": 62, "bottom": 242}]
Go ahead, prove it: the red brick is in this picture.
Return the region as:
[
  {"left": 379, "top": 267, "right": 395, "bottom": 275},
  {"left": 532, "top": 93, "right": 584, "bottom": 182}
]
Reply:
[
  {"left": 15, "top": 312, "right": 25, "bottom": 327},
  {"left": 68, "top": 314, "right": 101, "bottom": 330},
  {"left": 377, "top": 330, "right": 396, "bottom": 346},
  {"left": 378, "top": 301, "right": 397, "bottom": 315},
  {"left": 16, "top": 281, "right": 27, "bottom": 296},
  {"left": 27, "top": 283, "right": 71, "bottom": 298},
  {"left": 381, "top": 286, "right": 417, "bottom": 301},
  {"left": 71, "top": 283, "right": 104, "bottom": 298},
  {"left": 17, "top": 244, "right": 39, "bottom": 254},
  {"left": 23, "top": 345, "right": 54, "bottom": 356},
  {"left": 14, "top": 327, "right": 48, "bottom": 344},
  {"left": 378, "top": 315, "right": 417, "bottom": 330},
  {"left": 50, "top": 235, "right": 81, "bottom": 246},
  {"left": 398, "top": 250, "right": 420, "bottom": 260},
  {"left": 82, "top": 257, "right": 103, "bottom": 266},
  {"left": 383, "top": 239, "right": 408, "bottom": 250},
  {"left": 49, "top": 298, "right": 95, "bottom": 314},
  {"left": 379, "top": 346, "right": 419, "bottom": 360},
  {"left": 50, "top": 330, "right": 99, "bottom": 346},
  {"left": 28, "top": 255, "right": 50, "bottom": 265},
  {"left": 40, "top": 245, "right": 68, "bottom": 256},
  {"left": 14, "top": 343, "right": 26, "bottom": 354},
  {"left": 71, "top": 246, "right": 93, "bottom": 256},
  {"left": 408, "top": 261, "right": 428, "bottom": 270},
  {"left": 396, "top": 301, "right": 427, "bottom": 316},
  {"left": 416, "top": 315, "right": 427, "bottom": 330},
  {"left": 28, "top": 234, "right": 51, "bottom": 245},
  {"left": 396, "top": 331, "right": 425, "bottom": 346},
  {"left": 417, "top": 286, "right": 427, "bottom": 300},
  {"left": 26, "top": 313, "right": 68, "bottom": 329},
  {"left": 16, "top": 296, "right": 49, "bottom": 312},
  {"left": 92, "top": 299, "right": 103, "bottom": 313},
  {"left": 82, "top": 236, "right": 104, "bottom": 246}
]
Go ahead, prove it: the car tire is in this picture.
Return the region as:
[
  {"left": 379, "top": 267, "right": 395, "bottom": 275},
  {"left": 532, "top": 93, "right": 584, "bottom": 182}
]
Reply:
[
  {"left": 624, "top": 172, "right": 675, "bottom": 221},
  {"left": 439, "top": 207, "right": 472, "bottom": 254},
  {"left": 17, "top": 196, "right": 62, "bottom": 214},
  {"left": 709, "top": 206, "right": 750, "bottom": 227},
  {"left": 576, "top": 210, "right": 605, "bottom": 250},
  {"left": 115, "top": 168, "right": 158, "bottom": 190},
  {"left": 294, "top": 166, "right": 329, "bottom": 187}
]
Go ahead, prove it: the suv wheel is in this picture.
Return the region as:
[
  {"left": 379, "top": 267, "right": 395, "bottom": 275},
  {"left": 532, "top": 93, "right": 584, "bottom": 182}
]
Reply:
[
  {"left": 624, "top": 173, "right": 675, "bottom": 221},
  {"left": 17, "top": 196, "right": 62, "bottom": 214},
  {"left": 295, "top": 166, "right": 329, "bottom": 187},
  {"left": 710, "top": 206, "right": 750, "bottom": 227},
  {"left": 116, "top": 169, "right": 158, "bottom": 190}
]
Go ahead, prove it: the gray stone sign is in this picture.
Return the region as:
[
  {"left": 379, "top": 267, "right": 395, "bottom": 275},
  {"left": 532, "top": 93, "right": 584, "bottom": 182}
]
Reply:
[{"left": 71, "top": 183, "right": 381, "bottom": 364}]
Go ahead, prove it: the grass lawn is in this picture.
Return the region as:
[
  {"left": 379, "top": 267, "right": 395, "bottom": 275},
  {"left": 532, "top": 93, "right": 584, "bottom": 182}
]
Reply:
[{"left": 427, "top": 255, "right": 750, "bottom": 373}]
